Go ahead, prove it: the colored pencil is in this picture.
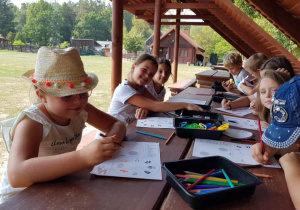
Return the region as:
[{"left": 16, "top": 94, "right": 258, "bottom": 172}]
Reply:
[
  {"left": 184, "top": 170, "right": 223, "bottom": 177},
  {"left": 99, "top": 133, "right": 124, "bottom": 148},
  {"left": 176, "top": 174, "right": 239, "bottom": 183},
  {"left": 253, "top": 173, "right": 273, "bottom": 178},
  {"left": 257, "top": 119, "right": 265, "bottom": 154},
  {"left": 185, "top": 178, "right": 245, "bottom": 186},
  {"left": 136, "top": 130, "right": 166, "bottom": 139},
  {"left": 187, "top": 169, "right": 215, "bottom": 190},
  {"left": 165, "top": 131, "right": 175, "bottom": 145},
  {"left": 241, "top": 140, "right": 257, "bottom": 144},
  {"left": 221, "top": 169, "right": 234, "bottom": 188}
]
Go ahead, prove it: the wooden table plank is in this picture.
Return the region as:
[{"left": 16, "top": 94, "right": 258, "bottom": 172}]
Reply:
[
  {"left": 195, "top": 70, "right": 230, "bottom": 88},
  {"left": 171, "top": 87, "right": 213, "bottom": 105}
]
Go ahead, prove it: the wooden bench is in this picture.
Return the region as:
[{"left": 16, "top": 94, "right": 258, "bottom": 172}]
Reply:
[
  {"left": 168, "top": 78, "right": 197, "bottom": 96},
  {"left": 195, "top": 70, "right": 230, "bottom": 88}
]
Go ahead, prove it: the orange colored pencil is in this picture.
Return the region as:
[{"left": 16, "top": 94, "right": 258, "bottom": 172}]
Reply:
[
  {"left": 253, "top": 173, "right": 272, "bottom": 178},
  {"left": 165, "top": 131, "right": 175, "bottom": 145}
]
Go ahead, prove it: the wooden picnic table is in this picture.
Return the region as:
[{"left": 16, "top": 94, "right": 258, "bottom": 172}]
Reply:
[
  {"left": 168, "top": 78, "right": 197, "bottom": 96},
  {"left": 160, "top": 88, "right": 294, "bottom": 210},
  {"left": 0, "top": 115, "right": 191, "bottom": 210},
  {"left": 0, "top": 89, "right": 294, "bottom": 210},
  {"left": 195, "top": 70, "right": 230, "bottom": 89}
]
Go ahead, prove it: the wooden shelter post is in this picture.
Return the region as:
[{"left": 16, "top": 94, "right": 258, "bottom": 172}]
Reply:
[
  {"left": 153, "top": 0, "right": 162, "bottom": 57},
  {"left": 111, "top": 0, "right": 123, "bottom": 97},
  {"left": 172, "top": 10, "right": 180, "bottom": 83}
]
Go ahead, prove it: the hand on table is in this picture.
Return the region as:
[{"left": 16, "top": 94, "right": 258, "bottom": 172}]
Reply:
[{"left": 135, "top": 108, "right": 149, "bottom": 119}]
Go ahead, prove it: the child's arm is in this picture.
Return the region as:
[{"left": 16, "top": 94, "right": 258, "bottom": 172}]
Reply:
[
  {"left": 85, "top": 103, "right": 126, "bottom": 143},
  {"left": 127, "top": 94, "right": 203, "bottom": 112},
  {"left": 142, "top": 89, "right": 157, "bottom": 101},
  {"left": 221, "top": 95, "right": 251, "bottom": 110},
  {"left": 279, "top": 152, "right": 300, "bottom": 209},
  {"left": 8, "top": 115, "right": 120, "bottom": 188},
  {"left": 238, "top": 83, "right": 255, "bottom": 95},
  {"left": 221, "top": 81, "right": 242, "bottom": 94}
]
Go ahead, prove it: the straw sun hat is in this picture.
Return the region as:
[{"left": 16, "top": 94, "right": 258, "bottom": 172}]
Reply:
[{"left": 21, "top": 47, "right": 98, "bottom": 97}]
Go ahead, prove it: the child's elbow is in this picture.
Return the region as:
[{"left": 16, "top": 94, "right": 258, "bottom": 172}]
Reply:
[{"left": 8, "top": 168, "right": 31, "bottom": 188}]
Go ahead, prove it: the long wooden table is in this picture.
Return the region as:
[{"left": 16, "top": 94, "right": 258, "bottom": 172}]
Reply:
[
  {"left": 0, "top": 88, "right": 294, "bottom": 209},
  {"left": 160, "top": 90, "right": 294, "bottom": 210}
]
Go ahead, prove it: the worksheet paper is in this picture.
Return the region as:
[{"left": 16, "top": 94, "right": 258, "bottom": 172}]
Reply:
[
  {"left": 215, "top": 107, "right": 253, "bottom": 116},
  {"left": 167, "top": 97, "right": 206, "bottom": 105},
  {"left": 91, "top": 141, "right": 162, "bottom": 180},
  {"left": 223, "top": 115, "right": 266, "bottom": 131},
  {"left": 136, "top": 117, "right": 174, "bottom": 129},
  {"left": 192, "top": 139, "right": 280, "bottom": 168}
]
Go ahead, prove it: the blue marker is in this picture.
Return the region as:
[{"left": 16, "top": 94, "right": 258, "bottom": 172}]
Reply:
[{"left": 136, "top": 130, "right": 166, "bottom": 139}]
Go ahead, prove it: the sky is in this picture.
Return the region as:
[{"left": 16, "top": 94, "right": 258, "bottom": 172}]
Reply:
[{"left": 10, "top": 0, "right": 111, "bottom": 8}]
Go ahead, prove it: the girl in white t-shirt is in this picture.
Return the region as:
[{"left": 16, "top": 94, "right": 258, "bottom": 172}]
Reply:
[
  {"left": 145, "top": 58, "right": 171, "bottom": 102},
  {"left": 0, "top": 47, "right": 126, "bottom": 203},
  {"left": 108, "top": 54, "right": 203, "bottom": 125}
]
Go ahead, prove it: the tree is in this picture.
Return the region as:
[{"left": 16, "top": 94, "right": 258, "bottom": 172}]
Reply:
[
  {"left": 23, "top": 0, "right": 62, "bottom": 46},
  {"left": 130, "top": 18, "right": 153, "bottom": 40},
  {"left": 123, "top": 10, "right": 133, "bottom": 32},
  {"left": 14, "top": 3, "right": 28, "bottom": 33},
  {"left": 0, "top": 0, "right": 15, "bottom": 37},
  {"left": 73, "top": 9, "right": 112, "bottom": 41},
  {"left": 59, "top": 2, "right": 76, "bottom": 42},
  {"left": 123, "top": 32, "right": 144, "bottom": 54},
  {"left": 75, "top": 0, "right": 106, "bottom": 23}
]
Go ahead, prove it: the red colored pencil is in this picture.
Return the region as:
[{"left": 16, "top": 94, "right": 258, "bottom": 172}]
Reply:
[
  {"left": 100, "top": 133, "right": 124, "bottom": 148},
  {"left": 187, "top": 169, "right": 216, "bottom": 190},
  {"left": 257, "top": 119, "right": 265, "bottom": 154}
]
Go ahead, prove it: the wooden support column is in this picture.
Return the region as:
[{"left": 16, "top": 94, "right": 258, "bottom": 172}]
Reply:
[
  {"left": 111, "top": 0, "right": 123, "bottom": 97},
  {"left": 153, "top": 0, "right": 162, "bottom": 57},
  {"left": 173, "top": 10, "right": 180, "bottom": 83}
]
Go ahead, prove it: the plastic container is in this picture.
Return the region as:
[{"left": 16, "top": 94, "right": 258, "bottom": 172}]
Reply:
[
  {"left": 212, "top": 94, "right": 240, "bottom": 103},
  {"left": 162, "top": 156, "right": 261, "bottom": 209},
  {"left": 178, "top": 110, "right": 224, "bottom": 123},
  {"left": 174, "top": 118, "right": 222, "bottom": 139},
  {"left": 175, "top": 105, "right": 212, "bottom": 115}
]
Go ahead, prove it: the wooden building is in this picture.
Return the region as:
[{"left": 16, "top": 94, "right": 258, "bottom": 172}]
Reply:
[
  {"left": 151, "top": 27, "right": 206, "bottom": 65},
  {"left": 70, "top": 38, "right": 100, "bottom": 50}
]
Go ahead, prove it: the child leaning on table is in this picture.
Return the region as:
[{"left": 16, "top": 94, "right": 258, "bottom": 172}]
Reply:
[
  {"left": 145, "top": 58, "right": 172, "bottom": 101},
  {"left": 254, "top": 70, "right": 290, "bottom": 129},
  {"left": 0, "top": 47, "right": 126, "bottom": 203},
  {"left": 108, "top": 53, "right": 203, "bottom": 125},
  {"left": 221, "top": 52, "right": 253, "bottom": 94},
  {"left": 251, "top": 74, "right": 300, "bottom": 209}
]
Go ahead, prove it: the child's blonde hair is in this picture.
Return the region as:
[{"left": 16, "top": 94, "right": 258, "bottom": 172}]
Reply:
[
  {"left": 256, "top": 70, "right": 291, "bottom": 122},
  {"left": 223, "top": 52, "right": 242, "bottom": 68},
  {"left": 244, "top": 53, "right": 268, "bottom": 73}
]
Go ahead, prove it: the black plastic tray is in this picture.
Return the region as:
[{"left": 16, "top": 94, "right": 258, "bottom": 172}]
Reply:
[
  {"left": 175, "top": 104, "right": 212, "bottom": 115},
  {"left": 212, "top": 94, "right": 240, "bottom": 103},
  {"left": 174, "top": 118, "right": 222, "bottom": 139},
  {"left": 178, "top": 110, "right": 224, "bottom": 123},
  {"left": 162, "top": 156, "right": 261, "bottom": 209}
]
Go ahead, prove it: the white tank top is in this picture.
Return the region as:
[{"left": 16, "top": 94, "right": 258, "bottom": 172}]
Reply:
[{"left": 0, "top": 105, "right": 88, "bottom": 203}]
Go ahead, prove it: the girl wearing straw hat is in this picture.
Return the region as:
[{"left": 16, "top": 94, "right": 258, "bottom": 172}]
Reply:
[{"left": 0, "top": 47, "right": 126, "bottom": 203}]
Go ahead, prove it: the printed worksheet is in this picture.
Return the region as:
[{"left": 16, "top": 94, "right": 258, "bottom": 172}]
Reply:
[
  {"left": 91, "top": 141, "right": 162, "bottom": 180},
  {"left": 192, "top": 139, "right": 280, "bottom": 168},
  {"left": 223, "top": 115, "right": 266, "bottom": 131},
  {"left": 136, "top": 117, "right": 174, "bottom": 129},
  {"left": 215, "top": 107, "right": 253, "bottom": 116},
  {"left": 167, "top": 97, "right": 206, "bottom": 105}
]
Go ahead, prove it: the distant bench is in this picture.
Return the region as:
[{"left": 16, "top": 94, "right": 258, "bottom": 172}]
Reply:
[
  {"left": 168, "top": 78, "right": 197, "bottom": 96},
  {"left": 195, "top": 70, "right": 230, "bottom": 89}
]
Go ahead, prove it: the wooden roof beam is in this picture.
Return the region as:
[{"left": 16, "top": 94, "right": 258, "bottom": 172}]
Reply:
[
  {"left": 244, "top": 0, "right": 300, "bottom": 47},
  {"left": 124, "top": 3, "right": 218, "bottom": 10},
  {"left": 135, "top": 14, "right": 213, "bottom": 20},
  {"left": 148, "top": 21, "right": 209, "bottom": 25}
]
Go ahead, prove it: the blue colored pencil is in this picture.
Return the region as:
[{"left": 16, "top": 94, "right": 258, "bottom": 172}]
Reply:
[
  {"left": 136, "top": 130, "right": 166, "bottom": 139},
  {"left": 192, "top": 184, "right": 230, "bottom": 189},
  {"left": 195, "top": 188, "right": 227, "bottom": 195},
  {"left": 221, "top": 169, "right": 234, "bottom": 188}
]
